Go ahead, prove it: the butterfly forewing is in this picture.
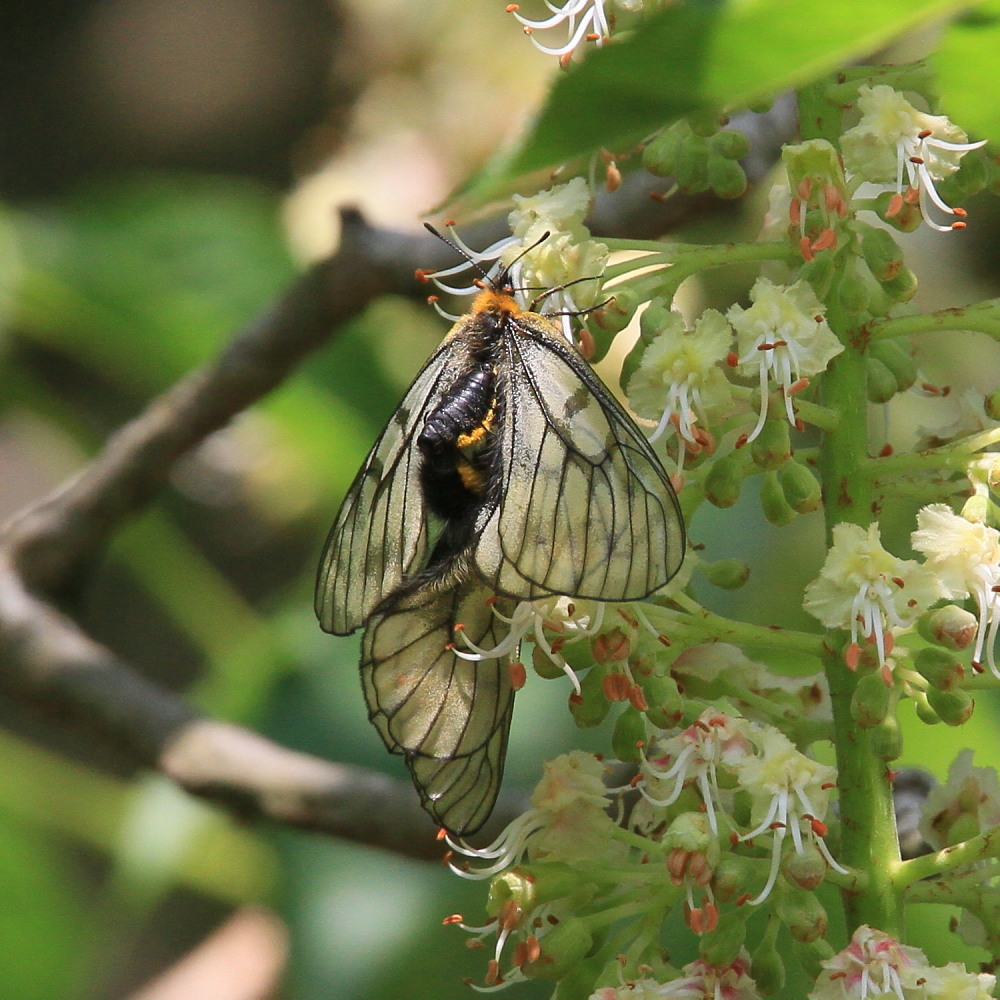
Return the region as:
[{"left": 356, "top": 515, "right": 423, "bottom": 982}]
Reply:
[
  {"left": 360, "top": 580, "right": 516, "bottom": 835},
  {"left": 316, "top": 342, "right": 465, "bottom": 636},
  {"left": 473, "top": 312, "right": 685, "bottom": 603}
]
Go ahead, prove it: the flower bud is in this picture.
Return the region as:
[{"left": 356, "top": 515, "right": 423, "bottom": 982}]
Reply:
[
  {"left": 642, "top": 125, "right": 684, "bottom": 177},
  {"left": 675, "top": 136, "right": 711, "bottom": 193},
  {"left": 920, "top": 605, "right": 979, "bottom": 654},
  {"left": 913, "top": 645, "right": 965, "bottom": 687},
  {"left": 834, "top": 259, "right": 870, "bottom": 316},
  {"left": 874, "top": 190, "right": 922, "bottom": 232},
  {"left": 985, "top": 387, "right": 1000, "bottom": 421},
  {"left": 866, "top": 356, "right": 899, "bottom": 403},
  {"left": 708, "top": 157, "right": 748, "bottom": 199},
  {"left": 879, "top": 266, "right": 919, "bottom": 303},
  {"left": 869, "top": 339, "right": 917, "bottom": 392},
  {"left": 522, "top": 919, "right": 594, "bottom": 980},
  {"left": 960, "top": 492, "right": 991, "bottom": 524},
  {"left": 751, "top": 418, "right": 792, "bottom": 470},
  {"left": 914, "top": 695, "right": 942, "bottom": 727},
  {"left": 925, "top": 686, "right": 975, "bottom": 727},
  {"left": 859, "top": 224, "right": 905, "bottom": 282},
  {"left": 586, "top": 287, "right": 642, "bottom": 362},
  {"left": 712, "top": 855, "right": 766, "bottom": 904},
  {"left": 619, "top": 296, "right": 673, "bottom": 386},
  {"left": 705, "top": 453, "right": 744, "bottom": 508},
  {"left": 700, "top": 558, "right": 751, "bottom": 590},
  {"left": 799, "top": 253, "right": 836, "bottom": 299},
  {"left": 488, "top": 868, "right": 538, "bottom": 914},
  {"left": 775, "top": 884, "right": 828, "bottom": 943},
  {"left": 760, "top": 469, "right": 797, "bottom": 526},
  {"left": 792, "top": 937, "right": 836, "bottom": 982},
  {"left": 751, "top": 935, "right": 786, "bottom": 995},
  {"left": 778, "top": 460, "right": 821, "bottom": 514},
  {"left": 698, "top": 911, "right": 748, "bottom": 966},
  {"left": 869, "top": 714, "right": 903, "bottom": 761},
  {"left": 851, "top": 671, "right": 894, "bottom": 728},
  {"left": 611, "top": 707, "right": 646, "bottom": 762},
  {"left": 568, "top": 664, "right": 611, "bottom": 728},
  {"left": 639, "top": 671, "right": 685, "bottom": 729},
  {"left": 710, "top": 129, "right": 750, "bottom": 160},
  {"left": 781, "top": 842, "right": 828, "bottom": 891}
]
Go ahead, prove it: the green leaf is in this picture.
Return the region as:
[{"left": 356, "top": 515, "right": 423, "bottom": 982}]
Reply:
[
  {"left": 463, "top": 0, "right": 976, "bottom": 204},
  {"left": 934, "top": 2, "right": 1000, "bottom": 144}
]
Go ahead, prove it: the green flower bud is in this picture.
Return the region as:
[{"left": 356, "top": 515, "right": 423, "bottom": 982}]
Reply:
[
  {"left": 488, "top": 867, "right": 538, "bottom": 915},
  {"left": 925, "top": 686, "right": 975, "bottom": 727},
  {"left": 870, "top": 714, "right": 904, "bottom": 761},
  {"left": 866, "top": 356, "right": 899, "bottom": 403},
  {"left": 675, "top": 140, "right": 710, "bottom": 194},
  {"left": 611, "top": 707, "right": 646, "bottom": 762},
  {"left": 705, "top": 453, "right": 744, "bottom": 508},
  {"left": 523, "top": 920, "right": 594, "bottom": 980},
  {"left": 782, "top": 842, "right": 828, "bottom": 891},
  {"left": 851, "top": 671, "right": 894, "bottom": 728},
  {"left": 699, "top": 910, "right": 748, "bottom": 966},
  {"left": 710, "top": 129, "right": 750, "bottom": 160},
  {"left": 835, "top": 259, "right": 871, "bottom": 316},
  {"left": 568, "top": 663, "right": 611, "bottom": 728},
  {"left": 859, "top": 225, "right": 905, "bottom": 282},
  {"left": 760, "top": 469, "right": 797, "bottom": 526},
  {"left": 642, "top": 126, "right": 684, "bottom": 177},
  {"left": 869, "top": 339, "right": 917, "bottom": 393},
  {"left": 619, "top": 296, "right": 672, "bottom": 386},
  {"left": 984, "top": 387, "right": 1000, "bottom": 421},
  {"left": 873, "top": 191, "right": 922, "bottom": 232},
  {"left": 799, "top": 252, "right": 836, "bottom": 299},
  {"left": 639, "top": 671, "right": 685, "bottom": 729},
  {"left": 751, "top": 933, "right": 786, "bottom": 996},
  {"left": 914, "top": 693, "right": 942, "bottom": 726},
  {"left": 708, "top": 157, "right": 748, "bottom": 199},
  {"left": 775, "top": 884, "right": 828, "bottom": 943},
  {"left": 960, "top": 492, "right": 991, "bottom": 524},
  {"left": 712, "top": 855, "right": 766, "bottom": 904},
  {"left": 913, "top": 646, "right": 965, "bottom": 687},
  {"left": 879, "top": 266, "right": 919, "bottom": 303},
  {"left": 700, "top": 557, "right": 751, "bottom": 590},
  {"left": 792, "top": 937, "right": 836, "bottom": 982},
  {"left": 587, "top": 287, "right": 642, "bottom": 363},
  {"left": 750, "top": 418, "right": 792, "bottom": 472},
  {"left": 689, "top": 109, "right": 723, "bottom": 137},
  {"left": 778, "top": 460, "right": 821, "bottom": 514}
]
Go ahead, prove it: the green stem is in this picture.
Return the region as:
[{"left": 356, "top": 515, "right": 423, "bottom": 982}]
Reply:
[
  {"left": 866, "top": 298, "right": 1000, "bottom": 343},
  {"left": 645, "top": 595, "right": 825, "bottom": 657},
  {"left": 895, "top": 826, "right": 1000, "bottom": 889},
  {"left": 800, "top": 76, "right": 903, "bottom": 936}
]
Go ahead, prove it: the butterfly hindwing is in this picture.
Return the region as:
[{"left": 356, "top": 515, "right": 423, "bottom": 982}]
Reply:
[{"left": 360, "top": 579, "right": 516, "bottom": 835}]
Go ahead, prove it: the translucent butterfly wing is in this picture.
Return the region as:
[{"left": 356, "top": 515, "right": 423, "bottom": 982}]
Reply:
[
  {"left": 315, "top": 345, "right": 460, "bottom": 636},
  {"left": 474, "top": 314, "right": 685, "bottom": 602},
  {"left": 360, "top": 581, "right": 516, "bottom": 835}
]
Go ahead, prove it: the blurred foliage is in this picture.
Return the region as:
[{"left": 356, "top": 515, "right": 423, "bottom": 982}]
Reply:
[{"left": 4, "top": 1, "right": 1000, "bottom": 998}]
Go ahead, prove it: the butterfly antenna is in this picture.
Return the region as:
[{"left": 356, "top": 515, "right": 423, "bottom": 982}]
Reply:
[{"left": 423, "top": 222, "right": 494, "bottom": 285}]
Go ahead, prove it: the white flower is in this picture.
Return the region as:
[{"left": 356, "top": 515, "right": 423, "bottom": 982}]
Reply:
[
  {"left": 841, "top": 85, "right": 987, "bottom": 233},
  {"left": 911, "top": 504, "right": 1000, "bottom": 676},
  {"left": 508, "top": 0, "right": 627, "bottom": 59},
  {"left": 626, "top": 308, "right": 735, "bottom": 454},
  {"left": 727, "top": 277, "right": 843, "bottom": 442},
  {"left": 804, "top": 522, "right": 942, "bottom": 673},
  {"left": 452, "top": 594, "right": 606, "bottom": 695},
  {"left": 736, "top": 726, "right": 845, "bottom": 903},
  {"left": 809, "top": 925, "right": 929, "bottom": 1000},
  {"left": 429, "top": 180, "right": 608, "bottom": 345},
  {"left": 639, "top": 709, "right": 754, "bottom": 834}
]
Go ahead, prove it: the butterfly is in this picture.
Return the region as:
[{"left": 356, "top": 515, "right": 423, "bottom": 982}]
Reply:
[{"left": 316, "top": 230, "right": 685, "bottom": 835}]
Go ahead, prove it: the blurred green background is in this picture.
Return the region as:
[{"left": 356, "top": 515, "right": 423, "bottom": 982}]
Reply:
[{"left": 3, "top": 1, "right": 1000, "bottom": 998}]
